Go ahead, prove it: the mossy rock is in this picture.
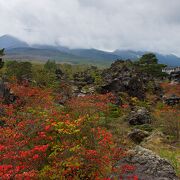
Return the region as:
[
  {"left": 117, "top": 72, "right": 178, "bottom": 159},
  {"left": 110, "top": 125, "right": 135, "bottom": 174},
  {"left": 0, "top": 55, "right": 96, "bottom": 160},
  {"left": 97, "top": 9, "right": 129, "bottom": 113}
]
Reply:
[{"left": 133, "top": 124, "right": 154, "bottom": 132}]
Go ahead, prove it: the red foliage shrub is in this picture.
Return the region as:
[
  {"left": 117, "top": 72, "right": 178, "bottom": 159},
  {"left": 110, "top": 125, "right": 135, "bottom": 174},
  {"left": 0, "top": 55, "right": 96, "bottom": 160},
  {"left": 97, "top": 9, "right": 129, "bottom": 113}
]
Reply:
[
  {"left": 0, "top": 83, "right": 136, "bottom": 179},
  {"left": 160, "top": 83, "right": 180, "bottom": 96},
  {"left": 66, "top": 93, "right": 115, "bottom": 116}
]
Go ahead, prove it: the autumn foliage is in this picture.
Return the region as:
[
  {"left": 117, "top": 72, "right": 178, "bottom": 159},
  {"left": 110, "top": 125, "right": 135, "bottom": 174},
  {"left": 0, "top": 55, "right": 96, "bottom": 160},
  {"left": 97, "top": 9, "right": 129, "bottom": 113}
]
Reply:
[
  {"left": 160, "top": 82, "right": 180, "bottom": 96},
  {"left": 0, "top": 83, "right": 137, "bottom": 179}
]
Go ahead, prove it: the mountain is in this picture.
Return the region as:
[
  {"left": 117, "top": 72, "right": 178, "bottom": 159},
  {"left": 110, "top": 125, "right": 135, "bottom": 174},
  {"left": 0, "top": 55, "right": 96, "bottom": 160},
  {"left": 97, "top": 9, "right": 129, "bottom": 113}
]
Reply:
[
  {"left": 113, "top": 50, "right": 144, "bottom": 59},
  {"left": 113, "top": 50, "right": 180, "bottom": 66},
  {"left": 1, "top": 35, "right": 180, "bottom": 66},
  {"left": 69, "top": 48, "right": 120, "bottom": 61},
  {"left": 5, "top": 47, "right": 94, "bottom": 64},
  {"left": 32, "top": 44, "right": 70, "bottom": 52},
  {"left": 0, "top": 35, "right": 29, "bottom": 49},
  {"left": 155, "top": 54, "right": 180, "bottom": 66}
]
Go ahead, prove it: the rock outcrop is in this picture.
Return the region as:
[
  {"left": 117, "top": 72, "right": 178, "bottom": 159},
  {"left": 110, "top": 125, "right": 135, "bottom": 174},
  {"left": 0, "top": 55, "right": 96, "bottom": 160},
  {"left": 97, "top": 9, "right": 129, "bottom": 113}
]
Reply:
[
  {"left": 113, "top": 146, "right": 178, "bottom": 180},
  {"left": 163, "top": 94, "right": 180, "bottom": 106},
  {"left": 0, "top": 80, "right": 17, "bottom": 104},
  {"left": 73, "top": 71, "right": 95, "bottom": 87},
  {"left": 127, "top": 107, "right": 152, "bottom": 125},
  {"left": 169, "top": 71, "right": 180, "bottom": 83},
  {"left": 128, "top": 129, "right": 149, "bottom": 143},
  {"left": 55, "top": 69, "right": 64, "bottom": 79},
  {"left": 99, "top": 60, "right": 155, "bottom": 99}
]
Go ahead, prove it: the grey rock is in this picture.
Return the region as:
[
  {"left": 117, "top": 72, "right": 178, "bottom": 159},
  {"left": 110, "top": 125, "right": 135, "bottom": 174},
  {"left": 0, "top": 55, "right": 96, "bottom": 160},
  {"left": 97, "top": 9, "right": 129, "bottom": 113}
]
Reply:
[
  {"left": 81, "top": 86, "right": 95, "bottom": 94},
  {"left": 164, "top": 94, "right": 180, "bottom": 106},
  {"left": 77, "top": 93, "right": 86, "bottom": 97},
  {"left": 0, "top": 80, "right": 17, "bottom": 104},
  {"left": 128, "top": 129, "right": 149, "bottom": 143},
  {"left": 113, "top": 146, "right": 178, "bottom": 180},
  {"left": 100, "top": 60, "right": 153, "bottom": 100},
  {"left": 169, "top": 71, "right": 180, "bottom": 83},
  {"left": 127, "top": 107, "right": 152, "bottom": 125}
]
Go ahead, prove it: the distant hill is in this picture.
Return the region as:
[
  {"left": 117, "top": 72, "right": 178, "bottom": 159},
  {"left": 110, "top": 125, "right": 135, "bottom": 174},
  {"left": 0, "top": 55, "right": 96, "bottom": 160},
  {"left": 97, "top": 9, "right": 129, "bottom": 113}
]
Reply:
[
  {"left": 0, "top": 35, "right": 29, "bottom": 49},
  {"left": 32, "top": 44, "right": 70, "bottom": 52},
  {"left": 113, "top": 50, "right": 180, "bottom": 66},
  {"left": 69, "top": 49, "right": 120, "bottom": 61},
  {"left": 113, "top": 50, "right": 144, "bottom": 59},
  {"left": 155, "top": 54, "right": 180, "bottom": 66},
  {"left": 1, "top": 34, "right": 180, "bottom": 66},
  {"left": 5, "top": 47, "right": 94, "bottom": 64}
]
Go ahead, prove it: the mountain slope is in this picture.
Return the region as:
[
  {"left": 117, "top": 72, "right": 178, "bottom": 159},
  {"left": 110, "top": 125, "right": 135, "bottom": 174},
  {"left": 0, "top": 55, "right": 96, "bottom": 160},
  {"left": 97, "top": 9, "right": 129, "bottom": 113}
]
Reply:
[
  {"left": 0, "top": 35, "right": 29, "bottom": 49},
  {"left": 113, "top": 50, "right": 180, "bottom": 66},
  {"left": 1, "top": 35, "right": 180, "bottom": 66},
  {"left": 113, "top": 50, "right": 144, "bottom": 59},
  {"left": 5, "top": 47, "right": 98, "bottom": 64},
  {"left": 69, "top": 48, "right": 120, "bottom": 61},
  {"left": 155, "top": 54, "right": 180, "bottom": 66}
]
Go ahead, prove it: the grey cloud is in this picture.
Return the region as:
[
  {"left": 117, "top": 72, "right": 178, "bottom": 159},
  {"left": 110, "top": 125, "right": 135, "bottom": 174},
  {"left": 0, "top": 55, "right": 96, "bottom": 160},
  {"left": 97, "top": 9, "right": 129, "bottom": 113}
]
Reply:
[{"left": 0, "top": 0, "right": 180, "bottom": 55}]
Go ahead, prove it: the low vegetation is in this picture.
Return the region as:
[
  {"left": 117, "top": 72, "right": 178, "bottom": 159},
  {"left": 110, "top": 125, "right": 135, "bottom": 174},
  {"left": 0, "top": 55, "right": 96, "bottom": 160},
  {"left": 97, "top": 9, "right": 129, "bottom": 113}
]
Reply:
[{"left": 0, "top": 51, "right": 179, "bottom": 179}]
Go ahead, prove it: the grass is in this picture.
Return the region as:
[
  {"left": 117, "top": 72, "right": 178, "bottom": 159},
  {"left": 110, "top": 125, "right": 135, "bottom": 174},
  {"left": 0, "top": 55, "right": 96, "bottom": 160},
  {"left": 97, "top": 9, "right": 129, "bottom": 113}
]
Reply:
[{"left": 159, "top": 149, "right": 180, "bottom": 176}]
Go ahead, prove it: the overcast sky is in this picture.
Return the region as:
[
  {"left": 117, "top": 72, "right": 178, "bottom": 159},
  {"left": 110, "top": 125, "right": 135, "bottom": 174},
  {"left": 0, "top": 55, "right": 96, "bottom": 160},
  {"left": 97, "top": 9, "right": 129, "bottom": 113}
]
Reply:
[{"left": 0, "top": 0, "right": 180, "bottom": 55}]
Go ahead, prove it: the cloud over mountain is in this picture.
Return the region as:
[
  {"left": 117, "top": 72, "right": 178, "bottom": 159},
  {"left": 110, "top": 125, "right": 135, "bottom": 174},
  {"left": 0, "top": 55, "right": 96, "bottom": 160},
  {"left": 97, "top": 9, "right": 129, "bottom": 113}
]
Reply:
[{"left": 0, "top": 0, "right": 180, "bottom": 55}]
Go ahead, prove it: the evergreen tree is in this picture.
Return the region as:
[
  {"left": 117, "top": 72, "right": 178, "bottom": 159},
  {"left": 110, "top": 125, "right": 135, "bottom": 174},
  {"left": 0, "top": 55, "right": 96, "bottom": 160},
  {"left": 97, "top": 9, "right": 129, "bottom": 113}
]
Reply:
[
  {"left": 0, "top": 48, "right": 5, "bottom": 69},
  {"left": 6, "top": 61, "right": 32, "bottom": 81},
  {"left": 137, "top": 53, "right": 166, "bottom": 77},
  {"left": 139, "top": 53, "right": 158, "bottom": 64},
  {"left": 44, "top": 60, "right": 57, "bottom": 72}
]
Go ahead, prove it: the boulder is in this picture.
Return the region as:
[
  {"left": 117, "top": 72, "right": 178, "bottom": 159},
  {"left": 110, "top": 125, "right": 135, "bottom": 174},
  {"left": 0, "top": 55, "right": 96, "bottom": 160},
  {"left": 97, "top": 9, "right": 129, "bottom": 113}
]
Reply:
[
  {"left": 0, "top": 81, "right": 17, "bottom": 104},
  {"left": 128, "top": 129, "right": 149, "bottom": 143},
  {"left": 113, "top": 146, "right": 178, "bottom": 180},
  {"left": 163, "top": 94, "right": 180, "bottom": 106},
  {"left": 55, "top": 69, "right": 64, "bottom": 79},
  {"left": 73, "top": 71, "right": 95, "bottom": 86},
  {"left": 81, "top": 86, "right": 95, "bottom": 94},
  {"left": 100, "top": 60, "right": 152, "bottom": 99},
  {"left": 169, "top": 71, "right": 180, "bottom": 83},
  {"left": 71, "top": 85, "right": 81, "bottom": 96},
  {"left": 77, "top": 93, "right": 86, "bottom": 97},
  {"left": 127, "top": 107, "right": 152, "bottom": 125}
]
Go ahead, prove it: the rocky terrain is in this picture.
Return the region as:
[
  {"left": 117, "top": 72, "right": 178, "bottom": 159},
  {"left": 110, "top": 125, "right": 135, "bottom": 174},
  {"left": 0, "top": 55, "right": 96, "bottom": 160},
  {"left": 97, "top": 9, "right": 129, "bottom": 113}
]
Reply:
[
  {"left": 113, "top": 146, "right": 178, "bottom": 180},
  {"left": 0, "top": 52, "right": 179, "bottom": 179}
]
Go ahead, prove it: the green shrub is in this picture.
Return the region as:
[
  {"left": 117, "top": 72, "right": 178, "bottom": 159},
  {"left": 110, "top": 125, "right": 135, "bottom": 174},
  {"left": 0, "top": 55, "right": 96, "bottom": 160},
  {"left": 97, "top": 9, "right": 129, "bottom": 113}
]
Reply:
[
  {"left": 6, "top": 61, "right": 32, "bottom": 81},
  {"left": 108, "top": 104, "right": 121, "bottom": 118},
  {"left": 159, "top": 149, "right": 180, "bottom": 175}
]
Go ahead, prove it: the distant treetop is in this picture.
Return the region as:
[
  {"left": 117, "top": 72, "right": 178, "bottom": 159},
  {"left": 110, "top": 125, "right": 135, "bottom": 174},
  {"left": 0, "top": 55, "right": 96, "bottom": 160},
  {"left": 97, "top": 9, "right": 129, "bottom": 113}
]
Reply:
[
  {"left": 0, "top": 48, "right": 5, "bottom": 56},
  {"left": 139, "top": 53, "right": 158, "bottom": 64},
  {"left": 44, "top": 60, "right": 57, "bottom": 72},
  {"left": 0, "top": 48, "right": 5, "bottom": 69}
]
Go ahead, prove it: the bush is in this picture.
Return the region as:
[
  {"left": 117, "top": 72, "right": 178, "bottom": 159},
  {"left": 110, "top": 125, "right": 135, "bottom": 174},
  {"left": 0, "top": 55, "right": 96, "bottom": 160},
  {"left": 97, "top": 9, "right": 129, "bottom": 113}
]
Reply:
[
  {"left": 44, "top": 60, "right": 57, "bottom": 72},
  {"left": 108, "top": 104, "right": 122, "bottom": 118},
  {"left": 32, "top": 69, "right": 58, "bottom": 88},
  {"left": 153, "top": 106, "right": 180, "bottom": 142},
  {"left": 6, "top": 61, "right": 32, "bottom": 82},
  {"left": 0, "top": 84, "right": 134, "bottom": 179}
]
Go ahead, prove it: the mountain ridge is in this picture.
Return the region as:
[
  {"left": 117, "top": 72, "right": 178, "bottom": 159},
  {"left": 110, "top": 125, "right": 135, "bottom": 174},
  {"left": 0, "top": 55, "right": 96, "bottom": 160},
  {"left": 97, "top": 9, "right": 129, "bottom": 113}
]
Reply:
[
  {"left": 0, "top": 35, "right": 29, "bottom": 49},
  {"left": 1, "top": 35, "right": 180, "bottom": 66}
]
